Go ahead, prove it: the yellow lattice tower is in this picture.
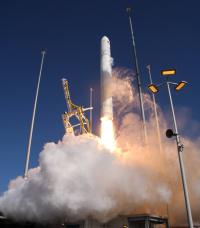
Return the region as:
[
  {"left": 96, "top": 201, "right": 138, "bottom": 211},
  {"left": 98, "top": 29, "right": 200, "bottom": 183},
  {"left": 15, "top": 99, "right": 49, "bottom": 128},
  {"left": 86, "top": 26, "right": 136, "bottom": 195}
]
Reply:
[{"left": 61, "top": 78, "right": 92, "bottom": 135}]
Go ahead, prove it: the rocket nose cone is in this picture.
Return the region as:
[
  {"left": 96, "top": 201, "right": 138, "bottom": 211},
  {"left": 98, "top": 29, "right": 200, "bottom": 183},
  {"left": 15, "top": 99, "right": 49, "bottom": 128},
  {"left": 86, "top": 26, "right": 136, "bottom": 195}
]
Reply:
[
  {"left": 101, "top": 36, "right": 111, "bottom": 56},
  {"left": 101, "top": 36, "right": 110, "bottom": 43}
]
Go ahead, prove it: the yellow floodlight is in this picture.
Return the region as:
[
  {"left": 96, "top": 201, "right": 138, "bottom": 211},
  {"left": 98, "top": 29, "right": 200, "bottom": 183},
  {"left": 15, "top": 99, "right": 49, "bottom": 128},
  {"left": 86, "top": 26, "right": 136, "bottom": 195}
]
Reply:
[
  {"left": 148, "top": 84, "right": 159, "bottom": 93},
  {"left": 175, "top": 81, "right": 187, "bottom": 91},
  {"left": 161, "top": 69, "right": 176, "bottom": 76}
]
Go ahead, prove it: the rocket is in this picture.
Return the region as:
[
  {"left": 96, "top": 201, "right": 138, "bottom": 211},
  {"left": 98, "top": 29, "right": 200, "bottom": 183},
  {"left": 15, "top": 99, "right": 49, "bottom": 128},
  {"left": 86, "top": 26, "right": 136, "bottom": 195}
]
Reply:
[{"left": 100, "top": 36, "right": 113, "bottom": 120}]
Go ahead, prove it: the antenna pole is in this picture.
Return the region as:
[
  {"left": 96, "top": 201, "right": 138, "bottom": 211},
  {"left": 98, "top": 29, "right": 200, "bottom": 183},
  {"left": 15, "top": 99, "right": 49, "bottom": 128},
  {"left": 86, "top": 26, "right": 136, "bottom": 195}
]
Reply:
[
  {"left": 146, "top": 65, "right": 162, "bottom": 153},
  {"left": 24, "top": 50, "right": 46, "bottom": 179},
  {"left": 126, "top": 7, "right": 147, "bottom": 144},
  {"left": 90, "top": 88, "right": 93, "bottom": 133}
]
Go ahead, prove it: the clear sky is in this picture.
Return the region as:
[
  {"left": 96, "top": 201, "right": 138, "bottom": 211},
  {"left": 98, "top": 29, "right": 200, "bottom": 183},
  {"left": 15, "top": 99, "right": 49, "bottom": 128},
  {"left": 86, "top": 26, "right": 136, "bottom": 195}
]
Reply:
[{"left": 0, "top": 0, "right": 200, "bottom": 193}]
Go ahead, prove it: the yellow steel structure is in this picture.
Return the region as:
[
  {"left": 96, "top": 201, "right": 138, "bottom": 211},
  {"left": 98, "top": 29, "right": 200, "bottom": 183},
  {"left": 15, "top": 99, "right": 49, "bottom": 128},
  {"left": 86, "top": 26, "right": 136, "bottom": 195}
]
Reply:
[{"left": 62, "top": 79, "right": 91, "bottom": 135}]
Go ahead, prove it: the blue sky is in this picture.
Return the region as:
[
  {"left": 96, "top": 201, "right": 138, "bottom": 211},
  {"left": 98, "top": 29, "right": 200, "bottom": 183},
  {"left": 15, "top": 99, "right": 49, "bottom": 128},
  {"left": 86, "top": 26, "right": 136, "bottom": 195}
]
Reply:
[{"left": 0, "top": 0, "right": 200, "bottom": 193}]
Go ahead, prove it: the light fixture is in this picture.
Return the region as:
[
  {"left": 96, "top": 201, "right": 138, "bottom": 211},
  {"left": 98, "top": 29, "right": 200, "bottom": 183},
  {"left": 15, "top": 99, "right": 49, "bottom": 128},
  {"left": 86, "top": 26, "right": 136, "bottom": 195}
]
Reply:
[
  {"left": 161, "top": 69, "right": 176, "bottom": 76},
  {"left": 175, "top": 81, "right": 187, "bottom": 91},
  {"left": 148, "top": 84, "right": 159, "bottom": 93}
]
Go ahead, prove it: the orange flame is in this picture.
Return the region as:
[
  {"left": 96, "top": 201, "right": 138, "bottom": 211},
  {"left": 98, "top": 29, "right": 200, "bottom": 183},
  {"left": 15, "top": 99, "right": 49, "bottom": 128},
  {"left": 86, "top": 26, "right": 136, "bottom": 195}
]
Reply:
[{"left": 101, "top": 117, "right": 116, "bottom": 152}]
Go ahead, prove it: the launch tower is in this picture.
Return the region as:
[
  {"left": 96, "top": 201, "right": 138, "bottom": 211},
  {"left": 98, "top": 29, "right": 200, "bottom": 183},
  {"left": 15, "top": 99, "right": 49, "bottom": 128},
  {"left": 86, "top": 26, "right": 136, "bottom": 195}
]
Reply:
[{"left": 62, "top": 78, "right": 92, "bottom": 135}]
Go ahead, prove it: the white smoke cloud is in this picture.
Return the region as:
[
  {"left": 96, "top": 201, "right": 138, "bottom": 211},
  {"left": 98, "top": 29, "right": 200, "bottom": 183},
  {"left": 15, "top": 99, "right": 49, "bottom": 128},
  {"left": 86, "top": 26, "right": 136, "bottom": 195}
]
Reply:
[{"left": 0, "top": 134, "right": 170, "bottom": 224}]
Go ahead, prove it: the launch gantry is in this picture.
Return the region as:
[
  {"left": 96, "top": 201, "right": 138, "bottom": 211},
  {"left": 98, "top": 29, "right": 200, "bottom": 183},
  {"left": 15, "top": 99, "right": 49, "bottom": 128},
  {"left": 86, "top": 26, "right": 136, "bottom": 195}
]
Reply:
[{"left": 62, "top": 78, "right": 92, "bottom": 135}]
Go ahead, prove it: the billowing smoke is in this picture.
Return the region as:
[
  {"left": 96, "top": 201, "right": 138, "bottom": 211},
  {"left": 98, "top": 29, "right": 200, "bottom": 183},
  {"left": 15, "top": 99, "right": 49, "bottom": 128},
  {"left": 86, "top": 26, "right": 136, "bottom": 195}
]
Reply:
[
  {"left": 0, "top": 68, "right": 200, "bottom": 225},
  {"left": 112, "top": 68, "right": 200, "bottom": 224}
]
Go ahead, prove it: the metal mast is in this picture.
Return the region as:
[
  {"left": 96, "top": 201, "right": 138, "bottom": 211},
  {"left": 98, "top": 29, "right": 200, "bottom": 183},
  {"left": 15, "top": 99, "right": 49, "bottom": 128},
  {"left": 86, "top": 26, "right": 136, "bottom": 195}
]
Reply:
[
  {"left": 90, "top": 88, "right": 93, "bottom": 133},
  {"left": 146, "top": 65, "right": 162, "bottom": 153},
  {"left": 166, "top": 82, "right": 193, "bottom": 228},
  {"left": 126, "top": 7, "right": 147, "bottom": 144},
  {"left": 24, "top": 50, "right": 46, "bottom": 179}
]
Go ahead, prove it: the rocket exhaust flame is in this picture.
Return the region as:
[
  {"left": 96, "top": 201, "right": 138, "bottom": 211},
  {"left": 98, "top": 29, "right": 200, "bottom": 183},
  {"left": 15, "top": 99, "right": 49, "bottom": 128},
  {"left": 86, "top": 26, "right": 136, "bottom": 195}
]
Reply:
[{"left": 100, "top": 117, "right": 116, "bottom": 152}]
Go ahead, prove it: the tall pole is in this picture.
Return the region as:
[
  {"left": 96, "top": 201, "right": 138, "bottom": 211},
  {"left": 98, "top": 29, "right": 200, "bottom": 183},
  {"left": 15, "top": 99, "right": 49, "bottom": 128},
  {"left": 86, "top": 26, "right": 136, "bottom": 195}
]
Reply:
[
  {"left": 90, "top": 88, "right": 93, "bottom": 133},
  {"left": 24, "top": 50, "right": 46, "bottom": 179},
  {"left": 166, "top": 82, "right": 193, "bottom": 228},
  {"left": 146, "top": 65, "right": 162, "bottom": 153},
  {"left": 127, "top": 7, "right": 147, "bottom": 144}
]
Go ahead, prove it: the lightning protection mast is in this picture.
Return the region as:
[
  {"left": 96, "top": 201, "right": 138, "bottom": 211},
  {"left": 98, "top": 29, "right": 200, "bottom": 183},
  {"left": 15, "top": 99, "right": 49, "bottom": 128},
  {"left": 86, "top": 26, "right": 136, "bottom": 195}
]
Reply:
[
  {"left": 146, "top": 65, "right": 163, "bottom": 153},
  {"left": 24, "top": 50, "right": 46, "bottom": 179},
  {"left": 90, "top": 88, "right": 93, "bottom": 133},
  {"left": 126, "top": 7, "right": 147, "bottom": 144}
]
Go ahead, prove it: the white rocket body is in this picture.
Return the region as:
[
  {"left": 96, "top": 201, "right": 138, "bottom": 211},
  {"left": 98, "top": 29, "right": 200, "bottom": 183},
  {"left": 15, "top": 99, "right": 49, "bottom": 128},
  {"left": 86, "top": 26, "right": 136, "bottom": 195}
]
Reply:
[{"left": 100, "top": 36, "right": 113, "bottom": 120}]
